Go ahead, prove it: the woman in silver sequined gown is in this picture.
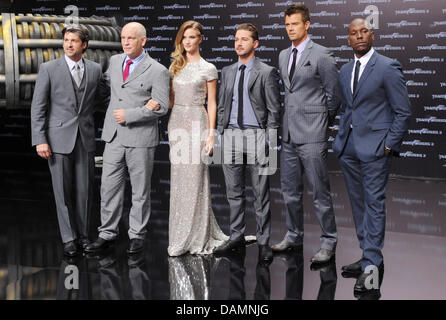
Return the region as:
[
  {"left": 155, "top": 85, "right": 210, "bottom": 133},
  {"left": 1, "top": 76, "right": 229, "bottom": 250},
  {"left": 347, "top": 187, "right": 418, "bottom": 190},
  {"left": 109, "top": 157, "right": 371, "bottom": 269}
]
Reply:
[{"left": 166, "top": 21, "right": 228, "bottom": 256}]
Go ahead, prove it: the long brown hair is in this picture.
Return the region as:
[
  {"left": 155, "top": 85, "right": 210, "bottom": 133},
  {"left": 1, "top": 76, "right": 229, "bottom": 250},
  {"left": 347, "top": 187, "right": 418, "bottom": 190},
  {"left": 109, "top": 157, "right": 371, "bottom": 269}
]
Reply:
[{"left": 169, "top": 20, "right": 203, "bottom": 77}]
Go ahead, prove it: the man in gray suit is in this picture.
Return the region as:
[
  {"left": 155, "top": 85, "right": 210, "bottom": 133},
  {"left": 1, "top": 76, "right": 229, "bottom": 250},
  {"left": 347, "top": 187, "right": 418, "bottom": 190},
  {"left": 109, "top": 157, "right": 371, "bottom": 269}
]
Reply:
[
  {"left": 31, "top": 26, "right": 103, "bottom": 256},
  {"left": 85, "top": 22, "right": 169, "bottom": 254},
  {"left": 271, "top": 4, "right": 339, "bottom": 264},
  {"left": 214, "top": 23, "right": 281, "bottom": 262}
]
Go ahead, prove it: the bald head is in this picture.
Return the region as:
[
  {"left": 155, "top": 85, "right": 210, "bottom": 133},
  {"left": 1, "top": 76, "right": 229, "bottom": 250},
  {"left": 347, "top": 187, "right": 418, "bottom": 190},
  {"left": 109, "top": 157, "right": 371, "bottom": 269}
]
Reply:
[
  {"left": 349, "top": 18, "right": 372, "bottom": 32},
  {"left": 121, "top": 22, "right": 147, "bottom": 59},
  {"left": 348, "top": 18, "right": 374, "bottom": 58},
  {"left": 122, "top": 22, "right": 147, "bottom": 38}
]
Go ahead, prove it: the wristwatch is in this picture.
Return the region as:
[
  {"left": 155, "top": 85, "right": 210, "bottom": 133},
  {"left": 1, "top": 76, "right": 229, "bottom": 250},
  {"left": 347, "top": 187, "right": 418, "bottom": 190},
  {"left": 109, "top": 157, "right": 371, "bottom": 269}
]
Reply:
[{"left": 385, "top": 146, "right": 391, "bottom": 154}]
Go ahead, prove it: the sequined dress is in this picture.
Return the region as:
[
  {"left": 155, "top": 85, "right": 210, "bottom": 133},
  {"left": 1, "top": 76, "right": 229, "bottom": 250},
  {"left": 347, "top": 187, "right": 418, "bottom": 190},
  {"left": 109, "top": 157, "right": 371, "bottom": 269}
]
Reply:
[
  {"left": 167, "top": 58, "right": 228, "bottom": 256},
  {"left": 168, "top": 255, "right": 221, "bottom": 299}
]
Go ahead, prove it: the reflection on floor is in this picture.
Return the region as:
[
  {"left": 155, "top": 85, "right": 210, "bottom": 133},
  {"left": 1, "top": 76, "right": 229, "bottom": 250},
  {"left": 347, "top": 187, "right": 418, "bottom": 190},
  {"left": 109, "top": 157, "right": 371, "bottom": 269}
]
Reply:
[{"left": 1, "top": 163, "right": 445, "bottom": 300}]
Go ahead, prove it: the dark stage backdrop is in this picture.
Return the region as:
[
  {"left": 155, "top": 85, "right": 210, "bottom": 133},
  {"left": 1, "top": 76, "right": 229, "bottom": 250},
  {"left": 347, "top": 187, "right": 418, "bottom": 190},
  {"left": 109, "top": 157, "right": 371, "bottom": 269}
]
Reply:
[{"left": 8, "top": 0, "right": 446, "bottom": 178}]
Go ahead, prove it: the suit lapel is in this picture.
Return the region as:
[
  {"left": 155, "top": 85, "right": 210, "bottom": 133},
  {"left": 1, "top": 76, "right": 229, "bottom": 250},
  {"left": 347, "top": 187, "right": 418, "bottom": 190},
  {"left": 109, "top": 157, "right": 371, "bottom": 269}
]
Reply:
[
  {"left": 248, "top": 58, "right": 260, "bottom": 90},
  {"left": 344, "top": 60, "right": 354, "bottom": 104},
  {"left": 354, "top": 51, "right": 377, "bottom": 100},
  {"left": 124, "top": 54, "right": 151, "bottom": 84},
  {"left": 77, "top": 58, "right": 89, "bottom": 114},
  {"left": 59, "top": 58, "right": 77, "bottom": 110},
  {"left": 282, "top": 46, "right": 292, "bottom": 89},
  {"left": 289, "top": 40, "right": 312, "bottom": 86},
  {"left": 224, "top": 63, "right": 238, "bottom": 123},
  {"left": 118, "top": 54, "right": 126, "bottom": 82},
  {"left": 225, "top": 63, "right": 238, "bottom": 107},
  {"left": 295, "top": 41, "right": 312, "bottom": 71}
]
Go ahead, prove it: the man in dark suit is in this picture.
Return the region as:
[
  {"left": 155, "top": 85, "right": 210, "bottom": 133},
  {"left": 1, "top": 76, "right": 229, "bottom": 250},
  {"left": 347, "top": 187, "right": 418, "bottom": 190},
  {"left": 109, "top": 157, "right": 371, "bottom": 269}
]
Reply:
[
  {"left": 333, "top": 18, "right": 411, "bottom": 294},
  {"left": 31, "top": 26, "right": 103, "bottom": 256},
  {"left": 272, "top": 4, "right": 339, "bottom": 264},
  {"left": 214, "top": 23, "right": 281, "bottom": 262}
]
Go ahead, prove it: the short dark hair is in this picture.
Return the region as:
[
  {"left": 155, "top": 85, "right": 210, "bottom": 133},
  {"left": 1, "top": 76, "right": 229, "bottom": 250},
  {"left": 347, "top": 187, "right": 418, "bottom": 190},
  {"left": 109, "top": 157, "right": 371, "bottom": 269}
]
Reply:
[
  {"left": 285, "top": 3, "right": 310, "bottom": 23},
  {"left": 62, "top": 25, "right": 89, "bottom": 52},
  {"left": 236, "top": 23, "right": 259, "bottom": 41}
]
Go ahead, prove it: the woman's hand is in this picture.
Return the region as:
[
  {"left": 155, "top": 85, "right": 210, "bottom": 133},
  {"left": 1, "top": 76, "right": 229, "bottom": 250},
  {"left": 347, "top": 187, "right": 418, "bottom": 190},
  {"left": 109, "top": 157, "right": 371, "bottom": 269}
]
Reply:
[{"left": 205, "top": 135, "right": 214, "bottom": 156}]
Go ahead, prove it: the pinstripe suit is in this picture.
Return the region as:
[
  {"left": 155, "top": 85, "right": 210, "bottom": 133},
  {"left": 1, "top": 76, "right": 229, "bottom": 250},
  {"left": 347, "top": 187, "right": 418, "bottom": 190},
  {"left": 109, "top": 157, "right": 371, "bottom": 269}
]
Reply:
[{"left": 277, "top": 40, "right": 339, "bottom": 250}]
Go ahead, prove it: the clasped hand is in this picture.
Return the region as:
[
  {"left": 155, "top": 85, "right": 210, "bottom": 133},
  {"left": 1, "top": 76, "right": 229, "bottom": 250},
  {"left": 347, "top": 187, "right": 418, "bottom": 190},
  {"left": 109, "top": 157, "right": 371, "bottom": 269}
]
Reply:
[{"left": 113, "top": 99, "right": 160, "bottom": 124}]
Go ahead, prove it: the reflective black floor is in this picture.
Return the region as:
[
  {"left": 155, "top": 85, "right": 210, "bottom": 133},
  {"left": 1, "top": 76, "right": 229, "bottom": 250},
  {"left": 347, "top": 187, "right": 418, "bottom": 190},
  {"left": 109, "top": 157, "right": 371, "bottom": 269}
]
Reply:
[{"left": 1, "top": 163, "right": 445, "bottom": 300}]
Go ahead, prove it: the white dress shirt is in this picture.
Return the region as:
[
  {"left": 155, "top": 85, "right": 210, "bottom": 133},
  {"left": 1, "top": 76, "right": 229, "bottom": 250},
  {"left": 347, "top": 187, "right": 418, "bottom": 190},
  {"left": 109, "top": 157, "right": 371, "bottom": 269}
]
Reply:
[
  {"left": 350, "top": 47, "right": 375, "bottom": 93},
  {"left": 288, "top": 36, "right": 311, "bottom": 75},
  {"left": 64, "top": 54, "right": 84, "bottom": 82}
]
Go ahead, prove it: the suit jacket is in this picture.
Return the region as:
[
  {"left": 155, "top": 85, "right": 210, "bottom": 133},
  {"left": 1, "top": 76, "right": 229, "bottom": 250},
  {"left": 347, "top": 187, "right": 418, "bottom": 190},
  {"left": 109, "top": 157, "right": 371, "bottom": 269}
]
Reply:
[
  {"left": 217, "top": 57, "right": 281, "bottom": 134},
  {"left": 332, "top": 51, "right": 411, "bottom": 162},
  {"left": 31, "top": 57, "right": 103, "bottom": 154},
  {"left": 101, "top": 53, "right": 170, "bottom": 147},
  {"left": 279, "top": 40, "right": 339, "bottom": 144}
]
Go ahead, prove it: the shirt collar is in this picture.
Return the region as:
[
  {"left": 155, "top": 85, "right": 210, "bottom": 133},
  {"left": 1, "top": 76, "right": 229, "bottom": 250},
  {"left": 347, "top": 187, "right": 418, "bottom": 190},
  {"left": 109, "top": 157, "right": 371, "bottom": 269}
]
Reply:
[
  {"left": 354, "top": 47, "right": 375, "bottom": 66},
  {"left": 64, "top": 55, "right": 84, "bottom": 70},
  {"left": 238, "top": 56, "right": 255, "bottom": 71},
  {"left": 291, "top": 36, "right": 310, "bottom": 53},
  {"left": 124, "top": 50, "right": 146, "bottom": 64}
]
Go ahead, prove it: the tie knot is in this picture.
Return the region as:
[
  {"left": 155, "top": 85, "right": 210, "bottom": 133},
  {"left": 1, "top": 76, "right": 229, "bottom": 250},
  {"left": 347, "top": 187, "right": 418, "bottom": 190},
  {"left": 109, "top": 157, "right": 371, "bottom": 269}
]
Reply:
[
  {"left": 292, "top": 48, "right": 297, "bottom": 54},
  {"left": 73, "top": 63, "right": 80, "bottom": 70},
  {"left": 356, "top": 60, "right": 361, "bottom": 67},
  {"left": 126, "top": 59, "right": 133, "bottom": 66},
  {"left": 239, "top": 64, "right": 246, "bottom": 71}
]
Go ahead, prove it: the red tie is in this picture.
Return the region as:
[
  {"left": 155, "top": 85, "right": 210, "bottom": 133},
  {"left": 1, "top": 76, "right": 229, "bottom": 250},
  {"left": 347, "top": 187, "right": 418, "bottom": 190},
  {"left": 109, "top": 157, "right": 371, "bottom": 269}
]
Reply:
[{"left": 123, "top": 59, "right": 133, "bottom": 82}]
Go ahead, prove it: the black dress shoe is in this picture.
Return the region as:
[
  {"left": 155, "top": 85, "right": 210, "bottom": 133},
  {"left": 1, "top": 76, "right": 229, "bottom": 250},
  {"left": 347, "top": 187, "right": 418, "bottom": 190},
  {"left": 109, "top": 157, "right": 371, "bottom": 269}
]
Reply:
[
  {"left": 271, "top": 239, "right": 302, "bottom": 252},
  {"left": 78, "top": 237, "right": 90, "bottom": 250},
  {"left": 354, "top": 263, "right": 384, "bottom": 293},
  {"left": 63, "top": 240, "right": 79, "bottom": 257},
  {"left": 218, "top": 245, "right": 246, "bottom": 264},
  {"left": 214, "top": 238, "right": 246, "bottom": 255},
  {"left": 85, "top": 237, "right": 115, "bottom": 253},
  {"left": 127, "top": 238, "right": 144, "bottom": 254},
  {"left": 259, "top": 245, "right": 273, "bottom": 262},
  {"left": 84, "top": 246, "right": 114, "bottom": 260},
  {"left": 341, "top": 259, "right": 362, "bottom": 275},
  {"left": 341, "top": 271, "right": 361, "bottom": 279}
]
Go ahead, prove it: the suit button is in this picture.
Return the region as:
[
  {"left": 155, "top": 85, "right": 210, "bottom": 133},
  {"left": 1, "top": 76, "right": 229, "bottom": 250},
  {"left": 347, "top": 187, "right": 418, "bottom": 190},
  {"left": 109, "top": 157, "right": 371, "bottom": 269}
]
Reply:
[
  {"left": 119, "top": 99, "right": 122, "bottom": 102},
  {"left": 289, "top": 90, "right": 293, "bottom": 93}
]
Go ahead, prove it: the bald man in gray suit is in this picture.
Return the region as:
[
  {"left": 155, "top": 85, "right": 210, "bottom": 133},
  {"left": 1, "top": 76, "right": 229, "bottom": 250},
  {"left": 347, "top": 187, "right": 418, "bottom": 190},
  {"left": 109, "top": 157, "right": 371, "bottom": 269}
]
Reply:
[{"left": 86, "top": 22, "right": 169, "bottom": 255}]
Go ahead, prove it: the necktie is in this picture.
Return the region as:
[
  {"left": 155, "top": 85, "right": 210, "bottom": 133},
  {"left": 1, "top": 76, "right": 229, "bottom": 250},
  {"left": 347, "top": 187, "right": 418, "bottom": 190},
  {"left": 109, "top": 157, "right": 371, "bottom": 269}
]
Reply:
[
  {"left": 123, "top": 59, "right": 133, "bottom": 82},
  {"left": 353, "top": 60, "right": 361, "bottom": 95},
  {"left": 237, "top": 64, "right": 246, "bottom": 129},
  {"left": 73, "top": 63, "right": 82, "bottom": 88},
  {"left": 289, "top": 48, "right": 298, "bottom": 82}
]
